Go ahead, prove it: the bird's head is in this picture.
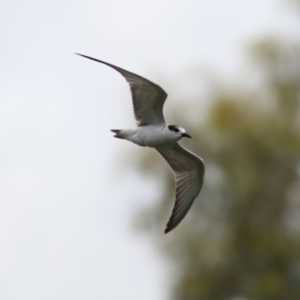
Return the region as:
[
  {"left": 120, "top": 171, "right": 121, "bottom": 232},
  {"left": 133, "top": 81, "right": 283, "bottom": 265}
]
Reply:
[{"left": 167, "top": 125, "right": 192, "bottom": 139}]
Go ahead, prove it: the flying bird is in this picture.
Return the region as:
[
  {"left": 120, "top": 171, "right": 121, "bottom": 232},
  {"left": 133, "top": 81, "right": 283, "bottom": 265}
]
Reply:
[{"left": 76, "top": 53, "right": 205, "bottom": 233}]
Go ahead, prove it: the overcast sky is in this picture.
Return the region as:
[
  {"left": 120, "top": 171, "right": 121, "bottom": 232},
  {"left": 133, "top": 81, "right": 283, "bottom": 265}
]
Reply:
[{"left": 1, "top": 1, "right": 299, "bottom": 299}]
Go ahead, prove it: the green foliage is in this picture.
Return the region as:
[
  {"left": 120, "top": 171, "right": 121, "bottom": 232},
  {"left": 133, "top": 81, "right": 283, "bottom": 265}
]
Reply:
[{"left": 133, "top": 38, "right": 300, "bottom": 300}]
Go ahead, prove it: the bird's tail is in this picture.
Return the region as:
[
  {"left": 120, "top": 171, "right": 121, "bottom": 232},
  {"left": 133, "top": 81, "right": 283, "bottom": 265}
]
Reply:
[{"left": 111, "top": 129, "right": 125, "bottom": 139}]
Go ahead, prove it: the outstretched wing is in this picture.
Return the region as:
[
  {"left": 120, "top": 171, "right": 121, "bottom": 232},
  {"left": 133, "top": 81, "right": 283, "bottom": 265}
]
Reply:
[
  {"left": 156, "top": 143, "right": 205, "bottom": 233},
  {"left": 76, "top": 53, "right": 168, "bottom": 126}
]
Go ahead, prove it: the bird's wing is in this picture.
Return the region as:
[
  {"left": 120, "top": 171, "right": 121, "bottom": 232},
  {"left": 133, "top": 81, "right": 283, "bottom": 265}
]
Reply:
[
  {"left": 156, "top": 143, "right": 205, "bottom": 233},
  {"left": 76, "top": 53, "right": 168, "bottom": 126}
]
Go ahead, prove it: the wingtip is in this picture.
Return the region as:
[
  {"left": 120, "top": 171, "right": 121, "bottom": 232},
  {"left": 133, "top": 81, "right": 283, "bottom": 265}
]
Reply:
[
  {"left": 164, "top": 223, "right": 175, "bottom": 234},
  {"left": 74, "top": 53, "right": 105, "bottom": 65},
  {"left": 75, "top": 53, "right": 84, "bottom": 57},
  {"left": 164, "top": 210, "right": 187, "bottom": 234}
]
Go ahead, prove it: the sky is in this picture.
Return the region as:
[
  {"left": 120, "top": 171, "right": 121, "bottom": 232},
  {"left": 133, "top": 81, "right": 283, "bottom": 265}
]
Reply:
[{"left": 1, "top": 1, "right": 299, "bottom": 299}]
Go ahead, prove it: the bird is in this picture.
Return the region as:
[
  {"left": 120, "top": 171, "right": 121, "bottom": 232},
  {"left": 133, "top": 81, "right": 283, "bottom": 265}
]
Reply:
[{"left": 76, "top": 53, "right": 205, "bottom": 233}]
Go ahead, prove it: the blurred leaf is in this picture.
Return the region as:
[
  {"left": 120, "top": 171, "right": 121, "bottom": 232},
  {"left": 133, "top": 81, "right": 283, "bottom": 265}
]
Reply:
[{"left": 129, "top": 21, "right": 300, "bottom": 300}]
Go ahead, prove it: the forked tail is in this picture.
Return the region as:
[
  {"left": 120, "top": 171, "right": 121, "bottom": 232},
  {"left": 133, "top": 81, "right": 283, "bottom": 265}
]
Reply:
[{"left": 111, "top": 129, "right": 124, "bottom": 139}]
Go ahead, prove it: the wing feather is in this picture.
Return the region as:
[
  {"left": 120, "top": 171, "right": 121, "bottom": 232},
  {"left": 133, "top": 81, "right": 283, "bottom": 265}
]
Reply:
[
  {"left": 76, "top": 53, "right": 167, "bottom": 125},
  {"left": 156, "top": 143, "right": 205, "bottom": 233}
]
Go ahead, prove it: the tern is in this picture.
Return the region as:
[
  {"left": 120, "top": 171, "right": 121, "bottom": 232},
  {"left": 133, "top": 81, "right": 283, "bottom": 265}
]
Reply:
[{"left": 76, "top": 53, "right": 205, "bottom": 233}]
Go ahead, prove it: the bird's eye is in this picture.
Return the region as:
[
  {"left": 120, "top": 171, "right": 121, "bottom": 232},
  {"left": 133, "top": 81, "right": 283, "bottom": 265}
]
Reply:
[{"left": 168, "top": 125, "right": 179, "bottom": 133}]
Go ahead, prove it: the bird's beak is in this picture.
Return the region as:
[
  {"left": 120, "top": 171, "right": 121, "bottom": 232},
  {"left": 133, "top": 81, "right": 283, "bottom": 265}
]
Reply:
[{"left": 182, "top": 133, "right": 192, "bottom": 138}]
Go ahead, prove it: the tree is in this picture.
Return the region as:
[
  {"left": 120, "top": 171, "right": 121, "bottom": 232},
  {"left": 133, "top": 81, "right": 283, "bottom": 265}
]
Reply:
[{"left": 133, "top": 38, "right": 300, "bottom": 300}]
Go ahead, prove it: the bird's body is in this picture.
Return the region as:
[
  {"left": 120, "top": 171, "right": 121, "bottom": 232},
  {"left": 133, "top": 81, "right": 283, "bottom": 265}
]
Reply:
[
  {"left": 77, "top": 53, "right": 205, "bottom": 233},
  {"left": 112, "top": 124, "right": 183, "bottom": 147}
]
